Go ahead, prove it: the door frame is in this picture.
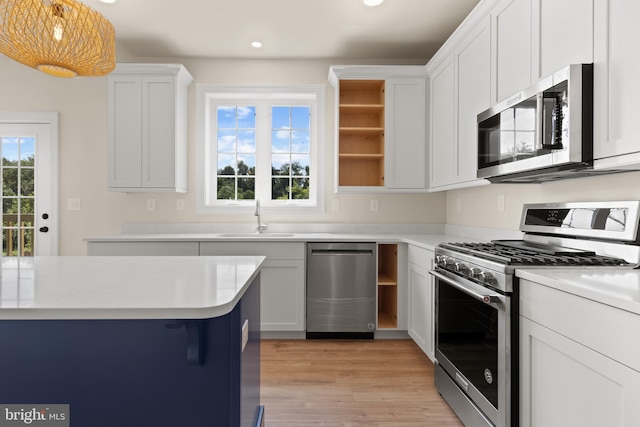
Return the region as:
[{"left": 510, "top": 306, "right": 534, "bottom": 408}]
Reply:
[{"left": 0, "top": 112, "right": 59, "bottom": 256}]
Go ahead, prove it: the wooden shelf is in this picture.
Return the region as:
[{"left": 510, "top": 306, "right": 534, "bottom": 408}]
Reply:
[
  {"left": 337, "top": 79, "right": 385, "bottom": 187},
  {"left": 339, "top": 104, "right": 384, "bottom": 111},
  {"left": 377, "top": 312, "right": 397, "bottom": 329},
  {"left": 339, "top": 153, "right": 384, "bottom": 160},
  {"left": 377, "top": 244, "right": 398, "bottom": 329},
  {"left": 339, "top": 127, "right": 384, "bottom": 134},
  {"left": 377, "top": 273, "right": 397, "bottom": 286}
]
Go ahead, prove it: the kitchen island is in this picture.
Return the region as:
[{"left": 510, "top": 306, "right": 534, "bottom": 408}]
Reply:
[{"left": 0, "top": 256, "right": 265, "bottom": 427}]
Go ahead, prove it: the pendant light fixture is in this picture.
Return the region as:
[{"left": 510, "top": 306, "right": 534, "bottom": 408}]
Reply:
[{"left": 0, "top": 0, "right": 115, "bottom": 78}]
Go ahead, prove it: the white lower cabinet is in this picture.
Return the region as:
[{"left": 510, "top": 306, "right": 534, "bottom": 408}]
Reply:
[
  {"left": 87, "top": 241, "right": 199, "bottom": 256},
  {"left": 520, "top": 280, "right": 640, "bottom": 427},
  {"left": 407, "top": 245, "right": 435, "bottom": 361},
  {"left": 199, "top": 242, "right": 306, "bottom": 332}
]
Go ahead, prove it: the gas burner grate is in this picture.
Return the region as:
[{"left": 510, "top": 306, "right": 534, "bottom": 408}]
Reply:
[{"left": 440, "top": 242, "right": 628, "bottom": 266}]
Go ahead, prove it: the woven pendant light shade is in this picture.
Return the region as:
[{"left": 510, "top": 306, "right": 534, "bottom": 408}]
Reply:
[{"left": 0, "top": 0, "right": 115, "bottom": 78}]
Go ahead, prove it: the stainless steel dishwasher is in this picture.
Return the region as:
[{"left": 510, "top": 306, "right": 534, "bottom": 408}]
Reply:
[{"left": 306, "top": 242, "right": 377, "bottom": 339}]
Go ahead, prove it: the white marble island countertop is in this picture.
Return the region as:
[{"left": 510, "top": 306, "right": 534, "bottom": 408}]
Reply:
[{"left": 0, "top": 256, "right": 265, "bottom": 320}]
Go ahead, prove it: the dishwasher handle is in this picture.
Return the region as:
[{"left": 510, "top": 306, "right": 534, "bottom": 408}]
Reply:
[{"left": 310, "top": 249, "right": 374, "bottom": 256}]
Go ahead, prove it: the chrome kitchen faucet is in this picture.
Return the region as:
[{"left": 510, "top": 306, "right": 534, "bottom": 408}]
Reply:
[{"left": 255, "top": 199, "right": 267, "bottom": 234}]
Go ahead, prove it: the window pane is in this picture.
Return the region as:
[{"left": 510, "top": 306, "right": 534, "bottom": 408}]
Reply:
[
  {"left": 217, "top": 130, "right": 236, "bottom": 152},
  {"left": 291, "top": 107, "right": 309, "bottom": 129},
  {"left": 20, "top": 168, "right": 34, "bottom": 196},
  {"left": 21, "top": 199, "right": 34, "bottom": 215},
  {"left": 217, "top": 177, "right": 236, "bottom": 200},
  {"left": 237, "top": 130, "right": 256, "bottom": 153},
  {"left": 272, "top": 106, "right": 290, "bottom": 129},
  {"left": 292, "top": 131, "right": 310, "bottom": 153},
  {"left": 292, "top": 178, "right": 309, "bottom": 200},
  {"left": 22, "top": 227, "right": 34, "bottom": 256},
  {"left": 2, "top": 137, "right": 19, "bottom": 166},
  {"left": 291, "top": 154, "right": 310, "bottom": 176},
  {"left": 217, "top": 154, "right": 236, "bottom": 175},
  {"left": 272, "top": 154, "right": 290, "bottom": 176},
  {"left": 3, "top": 228, "right": 18, "bottom": 256},
  {"left": 237, "top": 155, "right": 256, "bottom": 176},
  {"left": 237, "top": 106, "right": 256, "bottom": 128},
  {"left": 3, "top": 169, "right": 17, "bottom": 196},
  {"left": 3, "top": 199, "right": 17, "bottom": 227},
  {"left": 272, "top": 130, "right": 290, "bottom": 153},
  {"left": 217, "top": 107, "right": 237, "bottom": 128},
  {"left": 237, "top": 178, "right": 255, "bottom": 200},
  {"left": 271, "top": 178, "right": 289, "bottom": 200},
  {"left": 20, "top": 137, "right": 35, "bottom": 166}
]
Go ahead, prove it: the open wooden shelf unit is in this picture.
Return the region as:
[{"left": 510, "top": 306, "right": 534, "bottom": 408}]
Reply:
[
  {"left": 338, "top": 80, "right": 385, "bottom": 187},
  {"left": 377, "top": 243, "right": 398, "bottom": 329}
]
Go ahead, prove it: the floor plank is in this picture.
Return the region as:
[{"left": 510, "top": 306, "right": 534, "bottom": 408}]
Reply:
[{"left": 261, "top": 339, "right": 463, "bottom": 426}]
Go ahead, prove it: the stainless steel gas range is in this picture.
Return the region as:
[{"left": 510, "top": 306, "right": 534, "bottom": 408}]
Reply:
[{"left": 430, "top": 201, "right": 640, "bottom": 427}]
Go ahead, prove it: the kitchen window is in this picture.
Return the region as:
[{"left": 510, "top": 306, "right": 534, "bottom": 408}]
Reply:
[{"left": 196, "top": 85, "right": 325, "bottom": 214}]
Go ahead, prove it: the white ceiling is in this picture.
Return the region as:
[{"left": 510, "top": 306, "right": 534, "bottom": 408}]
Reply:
[{"left": 84, "top": 0, "right": 480, "bottom": 61}]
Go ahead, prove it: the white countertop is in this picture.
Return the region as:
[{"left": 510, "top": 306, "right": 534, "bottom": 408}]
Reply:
[
  {"left": 0, "top": 256, "right": 265, "bottom": 320},
  {"left": 517, "top": 267, "right": 640, "bottom": 315},
  {"left": 85, "top": 232, "right": 483, "bottom": 251}
]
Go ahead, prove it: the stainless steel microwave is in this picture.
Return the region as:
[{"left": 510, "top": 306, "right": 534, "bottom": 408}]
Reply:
[{"left": 477, "top": 64, "right": 593, "bottom": 183}]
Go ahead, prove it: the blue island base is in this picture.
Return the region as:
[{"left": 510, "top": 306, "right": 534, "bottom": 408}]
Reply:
[{"left": 0, "top": 276, "right": 262, "bottom": 427}]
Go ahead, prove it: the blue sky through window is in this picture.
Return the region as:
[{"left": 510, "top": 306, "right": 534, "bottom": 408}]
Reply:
[{"left": 1, "top": 137, "right": 35, "bottom": 163}]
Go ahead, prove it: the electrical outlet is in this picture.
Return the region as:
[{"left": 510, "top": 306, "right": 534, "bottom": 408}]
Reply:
[
  {"left": 370, "top": 199, "right": 379, "bottom": 212},
  {"left": 498, "top": 195, "right": 505, "bottom": 212},
  {"left": 331, "top": 199, "right": 340, "bottom": 212},
  {"left": 176, "top": 199, "right": 185, "bottom": 212},
  {"left": 67, "top": 198, "right": 81, "bottom": 211},
  {"left": 146, "top": 198, "right": 156, "bottom": 212}
]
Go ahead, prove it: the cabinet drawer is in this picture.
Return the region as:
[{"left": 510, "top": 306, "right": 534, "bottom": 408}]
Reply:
[
  {"left": 408, "top": 245, "right": 433, "bottom": 269},
  {"left": 199, "top": 242, "right": 305, "bottom": 260},
  {"left": 520, "top": 280, "right": 640, "bottom": 372}
]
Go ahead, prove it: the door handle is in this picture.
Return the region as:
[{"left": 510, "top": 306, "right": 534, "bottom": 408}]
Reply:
[{"left": 39, "top": 226, "right": 49, "bottom": 233}]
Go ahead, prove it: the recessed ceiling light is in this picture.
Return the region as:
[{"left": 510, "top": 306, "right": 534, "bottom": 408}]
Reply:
[
  {"left": 99, "top": 0, "right": 116, "bottom": 3},
  {"left": 363, "top": 0, "right": 384, "bottom": 6},
  {"left": 251, "top": 41, "right": 263, "bottom": 48}
]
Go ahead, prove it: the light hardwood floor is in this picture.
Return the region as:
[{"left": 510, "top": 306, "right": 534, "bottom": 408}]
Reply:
[{"left": 261, "top": 339, "right": 463, "bottom": 426}]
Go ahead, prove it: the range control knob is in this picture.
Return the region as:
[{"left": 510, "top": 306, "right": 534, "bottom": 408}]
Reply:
[
  {"left": 436, "top": 255, "right": 447, "bottom": 266},
  {"left": 454, "top": 262, "right": 469, "bottom": 274},
  {"left": 470, "top": 268, "right": 482, "bottom": 279},
  {"left": 478, "top": 271, "right": 496, "bottom": 285}
]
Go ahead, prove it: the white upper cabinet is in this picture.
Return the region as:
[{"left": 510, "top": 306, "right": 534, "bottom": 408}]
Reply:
[
  {"left": 428, "top": 16, "right": 491, "bottom": 190},
  {"left": 428, "top": 55, "right": 456, "bottom": 188},
  {"left": 385, "top": 78, "right": 427, "bottom": 190},
  {"left": 455, "top": 17, "right": 492, "bottom": 184},
  {"left": 491, "top": 0, "right": 533, "bottom": 103},
  {"left": 108, "top": 64, "right": 193, "bottom": 193},
  {"left": 532, "top": 0, "right": 594, "bottom": 80},
  {"left": 592, "top": 0, "right": 640, "bottom": 166},
  {"left": 328, "top": 66, "right": 428, "bottom": 193}
]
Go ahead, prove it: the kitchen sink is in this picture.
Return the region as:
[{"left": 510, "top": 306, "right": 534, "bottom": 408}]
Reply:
[{"left": 217, "top": 233, "right": 295, "bottom": 238}]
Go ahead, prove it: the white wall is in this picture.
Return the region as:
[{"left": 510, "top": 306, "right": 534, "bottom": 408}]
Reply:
[
  {"left": 446, "top": 171, "right": 640, "bottom": 229},
  {"left": 0, "top": 53, "right": 445, "bottom": 255}
]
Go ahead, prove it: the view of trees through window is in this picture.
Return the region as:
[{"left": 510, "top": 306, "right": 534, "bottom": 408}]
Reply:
[
  {"left": 215, "top": 104, "right": 311, "bottom": 202},
  {"left": 1, "top": 136, "right": 35, "bottom": 256}
]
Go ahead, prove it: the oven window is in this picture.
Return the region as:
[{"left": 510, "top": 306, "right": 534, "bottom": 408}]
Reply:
[{"left": 437, "top": 280, "right": 499, "bottom": 408}]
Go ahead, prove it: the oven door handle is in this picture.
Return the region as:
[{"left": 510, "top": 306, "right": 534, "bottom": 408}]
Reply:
[{"left": 429, "top": 270, "right": 504, "bottom": 306}]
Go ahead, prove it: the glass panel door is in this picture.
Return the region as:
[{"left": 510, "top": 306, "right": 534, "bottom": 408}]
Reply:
[
  {"left": 1, "top": 135, "right": 35, "bottom": 256},
  {"left": 0, "top": 122, "right": 54, "bottom": 256}
]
